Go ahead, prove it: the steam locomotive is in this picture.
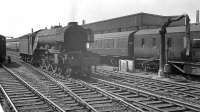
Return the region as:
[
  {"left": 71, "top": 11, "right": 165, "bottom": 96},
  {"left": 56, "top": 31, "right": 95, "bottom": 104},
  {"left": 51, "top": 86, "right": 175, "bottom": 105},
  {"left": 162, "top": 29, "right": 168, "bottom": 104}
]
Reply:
[{"left": 7, "top": 22, "right": 99, "bottom": 76}]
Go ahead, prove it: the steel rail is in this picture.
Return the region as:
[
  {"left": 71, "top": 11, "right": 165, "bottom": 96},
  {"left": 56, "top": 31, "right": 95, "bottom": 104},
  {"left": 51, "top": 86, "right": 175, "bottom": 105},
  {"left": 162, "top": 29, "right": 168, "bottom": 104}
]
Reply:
[
  {"left": 0, "top": 84, "right": 18, "bottom": 112},
  {"left": 28, "top": 64, "right": 98, "bottom": 112},
  {"left": 77, "top": 79, "right": 146, "bottom": 112},
  {"left": 95, "top": 69, "right": 200, "bottom": 104},
  {"left": 2, "top": 65, "right": 65, "bottom": 112},
  {"left": 94, "top": 77, "right": 200, "bottom": 111}
]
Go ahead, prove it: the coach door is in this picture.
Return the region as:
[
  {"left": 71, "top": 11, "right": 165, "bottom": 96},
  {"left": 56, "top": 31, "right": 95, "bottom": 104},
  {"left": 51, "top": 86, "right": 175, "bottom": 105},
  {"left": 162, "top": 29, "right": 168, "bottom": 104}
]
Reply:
[
  {"left": 167, "top": 37, "right": 174, "bottom": 59},
  {"left": 128, "top": 32, "right": 135, "bottom": 59}
]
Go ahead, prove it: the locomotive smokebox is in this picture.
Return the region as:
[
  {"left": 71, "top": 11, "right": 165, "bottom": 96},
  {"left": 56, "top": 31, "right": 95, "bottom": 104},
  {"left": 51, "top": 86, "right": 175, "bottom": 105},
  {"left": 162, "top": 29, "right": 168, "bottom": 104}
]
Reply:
[{"left": 68, "top": 22, "right": 78, "bottom": 26}]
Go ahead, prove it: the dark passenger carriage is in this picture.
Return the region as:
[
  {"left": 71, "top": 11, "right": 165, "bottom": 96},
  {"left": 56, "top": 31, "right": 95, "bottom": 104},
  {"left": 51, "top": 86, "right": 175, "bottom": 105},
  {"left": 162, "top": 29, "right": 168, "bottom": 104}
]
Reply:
[
  {"left": 133, "top": 24, "right": 200, "bottom": 61},
  {"left": 0, "top": 35, "right": 6, "bottom": 63}
]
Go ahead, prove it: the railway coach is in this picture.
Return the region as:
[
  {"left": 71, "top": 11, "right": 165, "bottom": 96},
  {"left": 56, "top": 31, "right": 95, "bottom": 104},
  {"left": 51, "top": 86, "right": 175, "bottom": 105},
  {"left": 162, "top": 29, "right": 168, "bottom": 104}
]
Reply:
[{"left": 88, "top": 24, "right": 200, "bottom": 75}]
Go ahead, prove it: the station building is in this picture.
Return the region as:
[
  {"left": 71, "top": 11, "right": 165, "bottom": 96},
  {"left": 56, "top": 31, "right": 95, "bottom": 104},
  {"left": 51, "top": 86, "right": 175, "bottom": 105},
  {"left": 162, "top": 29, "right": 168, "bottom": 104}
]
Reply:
[{"left": 82, "top": 12, "right": 185, "bottom": 34}]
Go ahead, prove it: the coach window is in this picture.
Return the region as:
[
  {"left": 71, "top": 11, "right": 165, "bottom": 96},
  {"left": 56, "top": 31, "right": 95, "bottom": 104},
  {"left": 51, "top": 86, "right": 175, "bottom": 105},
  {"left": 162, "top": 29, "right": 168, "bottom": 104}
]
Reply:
[
  {"left": 114, "top": 39, "right": 117, "bottom": 48},
  {"left": 107, "top": 39, "right": 114, "bottom": 48},
  {"left": 102, "top": 40, "right": 105, "bottom": 48},
  {"left": 104, "top": 40, "right": 108, "bottom": 48},
  {"left": 141, "top": 38, "right": 145, "bottom": 48},
  {"left": 95, "top": 40, "right": 98, "bottom": 48},
  {"left": 152, "top": 38, "right": 156, "bottom": 47},
  {"left": 115, "top": 39, "right": 119, "bottom": 48},
  {"left": 89, "top": 43, "right": 92, "bottom": 48},
  {"left": 167, "top": 38, "right": 172, "bottom": 48},
  {"left": 111, "top": 39, "right": 114, "bottom": 48},
  {"left": 98, "top": 40, "right": 101, "bottom": 48},
  {"left": 96, "top": 40, "right": 99, "bottom": 48}
]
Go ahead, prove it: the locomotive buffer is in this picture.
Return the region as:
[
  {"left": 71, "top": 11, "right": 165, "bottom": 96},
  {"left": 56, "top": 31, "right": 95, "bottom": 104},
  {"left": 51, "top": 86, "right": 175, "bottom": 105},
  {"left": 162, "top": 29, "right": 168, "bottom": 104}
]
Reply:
[{"left": 158, "top": 14, "right": 190, "bottom": 77}]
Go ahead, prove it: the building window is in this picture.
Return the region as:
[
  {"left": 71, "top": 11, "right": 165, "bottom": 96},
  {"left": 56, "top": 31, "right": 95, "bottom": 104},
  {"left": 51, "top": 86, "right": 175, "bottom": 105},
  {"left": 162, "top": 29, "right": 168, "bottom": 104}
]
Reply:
[{"left": 141, "top": 38, "right": 144, "bottom": 48}]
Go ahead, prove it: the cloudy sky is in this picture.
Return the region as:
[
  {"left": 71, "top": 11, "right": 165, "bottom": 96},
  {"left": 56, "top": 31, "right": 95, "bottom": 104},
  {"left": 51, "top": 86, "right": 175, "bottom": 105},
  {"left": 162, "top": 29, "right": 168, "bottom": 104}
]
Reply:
[{"left": 0, "top": 0, "right": 199, "bottom": 37}]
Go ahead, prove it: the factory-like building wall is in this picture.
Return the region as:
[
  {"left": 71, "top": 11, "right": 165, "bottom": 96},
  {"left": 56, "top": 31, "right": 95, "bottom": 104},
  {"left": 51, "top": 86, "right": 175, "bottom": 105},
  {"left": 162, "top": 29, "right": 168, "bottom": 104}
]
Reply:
[{"left": 83, "top": 12, "right": 185, "bottom": 34}]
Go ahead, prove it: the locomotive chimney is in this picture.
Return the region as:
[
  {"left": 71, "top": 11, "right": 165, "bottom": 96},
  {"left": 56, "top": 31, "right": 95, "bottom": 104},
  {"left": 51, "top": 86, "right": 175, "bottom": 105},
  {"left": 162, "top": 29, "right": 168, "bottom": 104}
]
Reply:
[
  {"left": 82, "top": 20, "right": 85, "bottom": 25},
  {"left": 68, "top": 22, "right": 78, "bottom": 26},
  {"left": 196, "top": 10, "right": 199, "bottom": 24},
  {"left": 31, "top": 28, "right": 34, "bottom": 33}
]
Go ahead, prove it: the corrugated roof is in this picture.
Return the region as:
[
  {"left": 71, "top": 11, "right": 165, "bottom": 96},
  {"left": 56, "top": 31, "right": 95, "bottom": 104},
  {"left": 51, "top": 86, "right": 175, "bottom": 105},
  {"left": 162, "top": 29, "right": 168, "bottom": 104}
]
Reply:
[{"left": 83, "top": 12, "right": 182, "bottom": 27}]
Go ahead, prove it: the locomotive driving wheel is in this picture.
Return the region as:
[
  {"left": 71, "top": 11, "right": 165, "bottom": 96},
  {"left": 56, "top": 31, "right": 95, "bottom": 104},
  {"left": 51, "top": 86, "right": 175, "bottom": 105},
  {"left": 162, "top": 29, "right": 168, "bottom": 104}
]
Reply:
[
  {"left": 55, "top": 66, "right": 62, "bottom": 76},
  {"left": 63, "top": 67, "right": 72, "bottom": 78},
  {"left": 51, "top": 64, "right": 58, "bottom": 75},
  {"left": 47, "top": 63, "right": 56, "bottom": 74},
  {"left": 40, "top": 59, "right": 47, "bottom": 70}
]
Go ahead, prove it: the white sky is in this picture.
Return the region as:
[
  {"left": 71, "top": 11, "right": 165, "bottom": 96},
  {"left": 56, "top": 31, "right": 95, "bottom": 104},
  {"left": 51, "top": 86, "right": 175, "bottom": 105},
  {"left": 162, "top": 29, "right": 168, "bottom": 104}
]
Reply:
[{"left": 0, "top": 0, "right": 199, "bottom": 37}]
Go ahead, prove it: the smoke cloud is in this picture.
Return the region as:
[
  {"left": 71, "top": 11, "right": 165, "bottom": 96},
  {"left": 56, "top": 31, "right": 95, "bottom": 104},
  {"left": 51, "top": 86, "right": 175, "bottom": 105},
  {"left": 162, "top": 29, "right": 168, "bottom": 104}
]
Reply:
[{"left": 69, "top": 0, "right": 81, "bottom": 22}]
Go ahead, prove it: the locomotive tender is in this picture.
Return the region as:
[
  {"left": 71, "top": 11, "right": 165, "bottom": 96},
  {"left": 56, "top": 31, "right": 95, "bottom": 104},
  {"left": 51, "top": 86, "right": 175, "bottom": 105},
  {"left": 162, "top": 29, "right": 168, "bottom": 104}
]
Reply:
[{"left": 7, "top": 22, "right": 99, "bottom": 76}]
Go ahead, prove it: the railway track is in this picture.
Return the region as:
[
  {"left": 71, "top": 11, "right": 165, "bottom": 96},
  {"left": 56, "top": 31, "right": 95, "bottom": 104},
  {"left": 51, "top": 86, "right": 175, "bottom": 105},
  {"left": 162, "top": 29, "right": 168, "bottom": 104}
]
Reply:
[
  {"left": 52, "top": 78, "right": 142, "bottom": 112},
  {"left": 27, "top": 63, "right": 144, "bottom": 112},
  {"left": 89, "top": 77, "right": 200, "bottom": 112},
  {"left": 6, "top": 65, "right": 97, "bottom": 112},
  {"left": 7, "top": 52, "right": 200, "bottom": 111},
  {"left": 7, "top": 59, "right": 144, "bottom": 112},
  {"left": 35, "top": 67, "right": 200, "bottom": 112},
  {"left": 0, "top": 65, "right": 64, "bottom": 112},
  {"left": 94, "top": 69, "right": 200, "bottom": 106},
  {"left": 7, "top": 52, "right": 99, "bottom": 111}
]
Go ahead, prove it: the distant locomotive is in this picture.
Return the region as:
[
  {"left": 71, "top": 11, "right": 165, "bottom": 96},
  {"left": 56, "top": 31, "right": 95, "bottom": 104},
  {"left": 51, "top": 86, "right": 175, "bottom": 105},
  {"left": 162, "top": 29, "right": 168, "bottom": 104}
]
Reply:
[
  {"left": 7, "top": 22, "right": 99, "bottom": 76},
  {"left": 88, "top": 24, "right": 200, "bottom": 75},
  {"left": 0, "top": 35, "right": 6, "bottom": 63}
]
